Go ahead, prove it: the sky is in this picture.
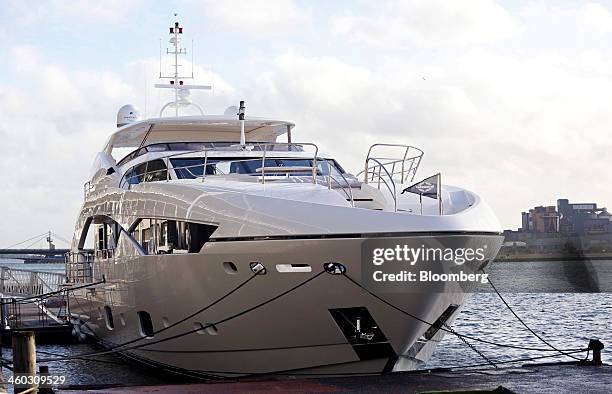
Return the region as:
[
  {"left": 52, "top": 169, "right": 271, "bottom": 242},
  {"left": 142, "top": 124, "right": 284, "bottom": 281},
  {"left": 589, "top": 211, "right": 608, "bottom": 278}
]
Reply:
[{"left": 1, "top": 0, "right": 612, "bottom": 247}]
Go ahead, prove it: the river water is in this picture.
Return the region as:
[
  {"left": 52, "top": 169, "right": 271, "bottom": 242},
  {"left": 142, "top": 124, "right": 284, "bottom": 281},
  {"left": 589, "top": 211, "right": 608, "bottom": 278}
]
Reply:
[{"left": 0, "top": 259, "right": 610, "bottom": 388}]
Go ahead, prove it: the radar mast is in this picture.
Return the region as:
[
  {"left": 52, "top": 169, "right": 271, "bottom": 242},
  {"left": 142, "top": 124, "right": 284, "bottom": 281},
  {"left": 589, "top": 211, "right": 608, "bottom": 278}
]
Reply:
[{"left": 156, "top": 14, "right": 211, "bottom": 117}]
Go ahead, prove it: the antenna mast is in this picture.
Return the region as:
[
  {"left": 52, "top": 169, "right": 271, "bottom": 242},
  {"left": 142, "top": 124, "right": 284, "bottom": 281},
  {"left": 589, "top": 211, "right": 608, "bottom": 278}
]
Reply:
[{"left": 156, "top": 14, "right": 211, "bottom": 117}]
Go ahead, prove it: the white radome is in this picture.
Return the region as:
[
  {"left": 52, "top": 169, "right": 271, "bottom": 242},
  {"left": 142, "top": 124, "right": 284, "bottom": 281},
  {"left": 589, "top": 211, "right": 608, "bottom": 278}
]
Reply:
[{"left": 116, "top": 104, "right": 142, "bottom": 128}]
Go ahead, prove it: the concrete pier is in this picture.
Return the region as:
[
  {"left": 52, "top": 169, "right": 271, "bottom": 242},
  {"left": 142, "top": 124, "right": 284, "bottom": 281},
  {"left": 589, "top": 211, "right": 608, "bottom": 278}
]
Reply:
[{"left": 56, "top": 363, "right": 611, "bottom": 393}]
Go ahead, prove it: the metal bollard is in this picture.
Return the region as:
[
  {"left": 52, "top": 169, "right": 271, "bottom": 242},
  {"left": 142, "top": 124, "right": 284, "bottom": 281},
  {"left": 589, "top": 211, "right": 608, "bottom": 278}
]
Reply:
[{"left": 588, "top": 339, "right": 604, "bottom": 365}]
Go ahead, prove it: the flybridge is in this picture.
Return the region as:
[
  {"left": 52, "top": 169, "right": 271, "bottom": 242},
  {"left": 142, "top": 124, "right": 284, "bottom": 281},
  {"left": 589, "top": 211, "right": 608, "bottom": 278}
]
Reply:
[{"left": 103, "top": 116, "right": 295, "bottom": 154}]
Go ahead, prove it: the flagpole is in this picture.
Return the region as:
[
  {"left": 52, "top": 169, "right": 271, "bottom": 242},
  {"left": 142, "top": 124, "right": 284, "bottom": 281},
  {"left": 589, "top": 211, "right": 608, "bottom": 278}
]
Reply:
[{"left": 438, "top": 172, "right": 442, "bottom": 216}]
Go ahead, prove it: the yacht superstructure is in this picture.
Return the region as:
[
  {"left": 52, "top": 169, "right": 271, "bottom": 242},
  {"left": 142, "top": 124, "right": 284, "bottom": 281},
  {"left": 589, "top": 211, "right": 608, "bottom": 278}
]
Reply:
[{"left": 66, "top": 20, "right": 504, "bottom": 377}]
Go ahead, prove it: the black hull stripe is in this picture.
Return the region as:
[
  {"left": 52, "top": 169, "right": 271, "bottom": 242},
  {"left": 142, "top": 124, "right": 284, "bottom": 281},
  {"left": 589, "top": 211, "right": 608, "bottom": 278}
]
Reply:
[{"left": 209, "top": 231, "right": 503, "bottom": 243}]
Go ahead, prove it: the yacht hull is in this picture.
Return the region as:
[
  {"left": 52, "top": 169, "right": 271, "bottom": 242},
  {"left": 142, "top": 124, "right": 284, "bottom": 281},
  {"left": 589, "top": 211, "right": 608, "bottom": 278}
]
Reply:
[{"left": 69, "top": 233, "right": 502, "bottom": 377}]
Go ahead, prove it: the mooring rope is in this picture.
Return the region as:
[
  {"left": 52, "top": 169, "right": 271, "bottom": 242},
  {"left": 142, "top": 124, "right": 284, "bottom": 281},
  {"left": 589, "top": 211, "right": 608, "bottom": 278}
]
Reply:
[
  {"left": 61, "top": 269, "right": 263, "bottom": 358},
  {"left": 6, "top": 265, "right": 589, "bottom": 380},
  {"left": 33, "top": 270, "right": 325, "bottom": 363},
  {"left": 442, "top": 322, "right": 497, "bottom": 368},
  {"left": 342, "top": 274, "right": 587, "bottom": 353},
  {"left": 485, "top": 272, "right": 583, "bottom": 361}
]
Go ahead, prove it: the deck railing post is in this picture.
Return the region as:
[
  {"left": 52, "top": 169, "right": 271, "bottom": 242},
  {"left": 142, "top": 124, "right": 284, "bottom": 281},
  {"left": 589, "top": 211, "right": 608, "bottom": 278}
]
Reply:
[{"left": 0, "top": 267, "right": 5, "bottom": 293}]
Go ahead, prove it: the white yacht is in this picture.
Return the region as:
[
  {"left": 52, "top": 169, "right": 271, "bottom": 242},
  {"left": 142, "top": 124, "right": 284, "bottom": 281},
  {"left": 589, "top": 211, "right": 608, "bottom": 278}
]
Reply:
[{"left": 66, "top": 20, "right": 504, "bottom": 378}]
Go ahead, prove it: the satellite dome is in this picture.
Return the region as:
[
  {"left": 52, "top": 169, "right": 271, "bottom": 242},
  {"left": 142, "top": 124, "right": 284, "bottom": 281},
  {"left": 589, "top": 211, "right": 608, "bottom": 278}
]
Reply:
[
  {"left": 224, "top": 105, "right": 239, "bottom": 116},
  {"left": 117, "top": 104, "right": 142, "bottom": 128}
]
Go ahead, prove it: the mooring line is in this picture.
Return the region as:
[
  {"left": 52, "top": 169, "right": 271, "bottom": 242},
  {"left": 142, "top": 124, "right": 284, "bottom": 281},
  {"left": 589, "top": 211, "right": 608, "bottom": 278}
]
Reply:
[
  {"left": 342, "top": 274, "right": 586, "bottom": 353},
  {"left": 26, "top": 269, "right": 591, "bottom": 379},
  {"left": 445, "top": 349, "right": 587, "bottom": 370},
  {"left": 485, "top": 272, "right": 583, "bottom": 361},
  {"left": 34, "top": 270, "right": 326, "bottom": 363},
  {"left": 442, "top": 322, "right": 497, "bottom": 368},
  {"left": 33, "top": 270, "right": 262, "bottom": 362}
]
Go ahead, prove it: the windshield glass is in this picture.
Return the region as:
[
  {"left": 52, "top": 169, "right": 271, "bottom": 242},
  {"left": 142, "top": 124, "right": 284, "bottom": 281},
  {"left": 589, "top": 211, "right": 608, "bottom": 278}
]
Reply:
[{"left": 170, "top": 158, "right": 346, "bottom": 179}]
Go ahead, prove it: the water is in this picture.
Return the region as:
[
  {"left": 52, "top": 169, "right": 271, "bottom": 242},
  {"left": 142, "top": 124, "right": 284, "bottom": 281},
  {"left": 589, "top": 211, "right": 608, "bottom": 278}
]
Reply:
[
  {"left": 427, "top": 260, "right": 612, "bottom": 368},
  {"left": 0, "top": 259, "right": 610, "bottom": 388}
]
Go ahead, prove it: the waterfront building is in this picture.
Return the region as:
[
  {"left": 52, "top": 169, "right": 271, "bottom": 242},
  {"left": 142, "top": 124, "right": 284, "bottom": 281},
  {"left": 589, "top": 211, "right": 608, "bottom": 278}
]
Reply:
[{"left": 503, "top": 198, "right": 612, "bottom": 256}]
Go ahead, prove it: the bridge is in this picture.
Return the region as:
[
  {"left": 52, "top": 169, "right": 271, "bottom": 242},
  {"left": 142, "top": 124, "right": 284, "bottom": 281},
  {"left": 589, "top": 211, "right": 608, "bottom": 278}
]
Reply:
[
  {"left": 0, "top": 231, "right": 72, "bottom": 263},
  {"left": 0, "top": 249, "right": 70, "bottom": 256}
]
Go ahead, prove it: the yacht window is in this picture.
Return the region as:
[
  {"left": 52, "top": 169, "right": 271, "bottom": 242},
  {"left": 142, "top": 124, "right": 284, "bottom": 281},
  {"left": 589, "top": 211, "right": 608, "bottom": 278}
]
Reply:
[
  {"left": 125, "top": 162, "right": 147, "bottom": 185},
  {"left": 146, "top": 144, "right": 170, "bottom": 152},
  {"left": 229, "top": 158, "right": 342, "bottom": 176},
  {"left": 137, "top": 311, "right": 154, "bottom": 338},
  {"left": 104, "top": 305, "right": 114, "bottom": 330},
  {"left": 122, "top": 160, "right": 168, "bottom": 187},
  {"left": 95, "top": 222, "right": 117, "bottom": 259},
  {"left": 170, "top": 158, "right": 219, "bottom": 179},
  {"left": 171, "top": 157, "right": 345, "bottom": 179},
  {"left": 131, "top": 218, "right": 217, "bottom": 254},
  {"left": 144, "top": 159, "right": 168, "bottom": 182}
]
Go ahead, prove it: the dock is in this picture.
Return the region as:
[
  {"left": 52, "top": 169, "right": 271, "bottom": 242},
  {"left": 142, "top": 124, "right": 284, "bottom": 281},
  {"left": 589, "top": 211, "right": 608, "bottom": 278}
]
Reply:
[{"left": 56, "top": 363, "right": 611, "bottom": 393}]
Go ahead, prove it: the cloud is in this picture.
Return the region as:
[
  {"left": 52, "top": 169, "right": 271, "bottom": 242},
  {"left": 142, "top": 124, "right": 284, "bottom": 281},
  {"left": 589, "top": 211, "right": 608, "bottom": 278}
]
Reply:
[
  {"left": 4, "top": 0, "right": 612, "bottom": 246},
  {"left": 332, "top": 0, "right": 521, "bottom": 48},
  {"left": 580, "top": 3, "right": 612, "bottom": 33},
  {"left": 0, "top": 46, "right": 142, "bottom": 246},
  {"left": 0, "top": 44, "right": 243, "bottom": 246},
  {"left": 189, "top": 0, "right": 311, "bottom": 36},
  {"left": 5, "top": 0, "right": 145, "bottom": 26},
  {"left": 242, "top": 45, "right": 612, "bottom": 229}
]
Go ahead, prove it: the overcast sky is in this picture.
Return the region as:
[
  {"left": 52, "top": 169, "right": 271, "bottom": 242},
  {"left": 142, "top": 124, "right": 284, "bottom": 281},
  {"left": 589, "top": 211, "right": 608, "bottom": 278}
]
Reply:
[{"left": 1, "top": 0, "right": 612, "bottom": 247}]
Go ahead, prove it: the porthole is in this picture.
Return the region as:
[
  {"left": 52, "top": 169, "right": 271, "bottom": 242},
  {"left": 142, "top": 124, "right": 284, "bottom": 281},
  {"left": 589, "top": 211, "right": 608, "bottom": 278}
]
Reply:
[
  {"left": 223, "top": 261, "right": 238, "bottom": 274},
  {"left": 205, "top": 323, "right": 219, "bottom": 336},
  {"left": 104, "top": 305, "right": 114, "bottom": 330},
  {"left": 137, "top": 311, "right": 154, "bottom": 338},
  {"left": 193, "top": 322, "right": 206, "bottom": 335}
]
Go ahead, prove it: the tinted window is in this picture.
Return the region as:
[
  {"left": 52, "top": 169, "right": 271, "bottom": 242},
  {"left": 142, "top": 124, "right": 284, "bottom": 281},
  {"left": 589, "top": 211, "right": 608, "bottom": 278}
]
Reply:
[
  {"left": 228, "top": 158, "right": 341, "bottom": 176},
  {"left": 122, "top": 160, "right": 168, "bottom": 187},
  {"left": 133, "top": 163, "right": 147, "bottom": 183},
  {"left": 124, "top": 163, "right": 145, "bottom": 185},
  {"left": 231, "top": 159, "right": 276, "bottom": 174},
  {"left": 144, "top": 159, "right": 168, "bottom": 182},
  {"left": 171, "top": 158, "right": 219, "bottom": 179},
  {"left": 146, "top": 144, "right": 170, "bottom": 152},
  {"left": 131, "top": 218, "right": 217, "bottom": 254}
]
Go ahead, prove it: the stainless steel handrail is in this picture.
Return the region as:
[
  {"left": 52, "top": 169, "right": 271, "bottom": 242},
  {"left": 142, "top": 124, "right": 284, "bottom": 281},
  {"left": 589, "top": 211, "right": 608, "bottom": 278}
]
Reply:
[
  {"left": 327, "top": 160, "right": 355, "bottom": 207},
  {"left": 65, "top": 251, "right": 95, "bottom": 284},
  {"left": 83, "top": 181, "right": 92, "bottom": 199},
  {"left": 365, "top": 157, "right": 397, "bottom": 212},
  {"left": 259, "top": 142, "right": 319, "bottom": 185},
  {"left": 0, "top": 267, "right": 67, "bottom": 296},
  {"left": 119, "top": 142, "right": 322, "bottom": 188},
  {"left": 358, "top": 143, "right": 424, "bottom": 185}
]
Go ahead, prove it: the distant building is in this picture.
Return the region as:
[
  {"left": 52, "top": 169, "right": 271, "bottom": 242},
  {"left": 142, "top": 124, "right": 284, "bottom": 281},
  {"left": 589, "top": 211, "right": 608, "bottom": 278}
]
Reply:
[
  {"left": 557, "top": 199, "right": 612, "bottom": 235},
  {"left": 521, "top": 205, "right": 559, "bottom": 233},
  {"left": 503, "top": 198, "right": 612, "bottom": 256}
]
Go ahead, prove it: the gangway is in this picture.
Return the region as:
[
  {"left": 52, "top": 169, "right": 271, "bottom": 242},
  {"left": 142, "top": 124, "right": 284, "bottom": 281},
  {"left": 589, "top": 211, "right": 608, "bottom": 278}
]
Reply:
[{"left": 0, "top": 266, "right": 73, "bottom": 344}]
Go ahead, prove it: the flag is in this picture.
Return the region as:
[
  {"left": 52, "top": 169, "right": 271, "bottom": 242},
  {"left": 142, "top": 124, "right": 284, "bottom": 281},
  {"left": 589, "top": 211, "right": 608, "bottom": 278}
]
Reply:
[{"left": 401, "top": 173, "right": 440, "bottom": 199}]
